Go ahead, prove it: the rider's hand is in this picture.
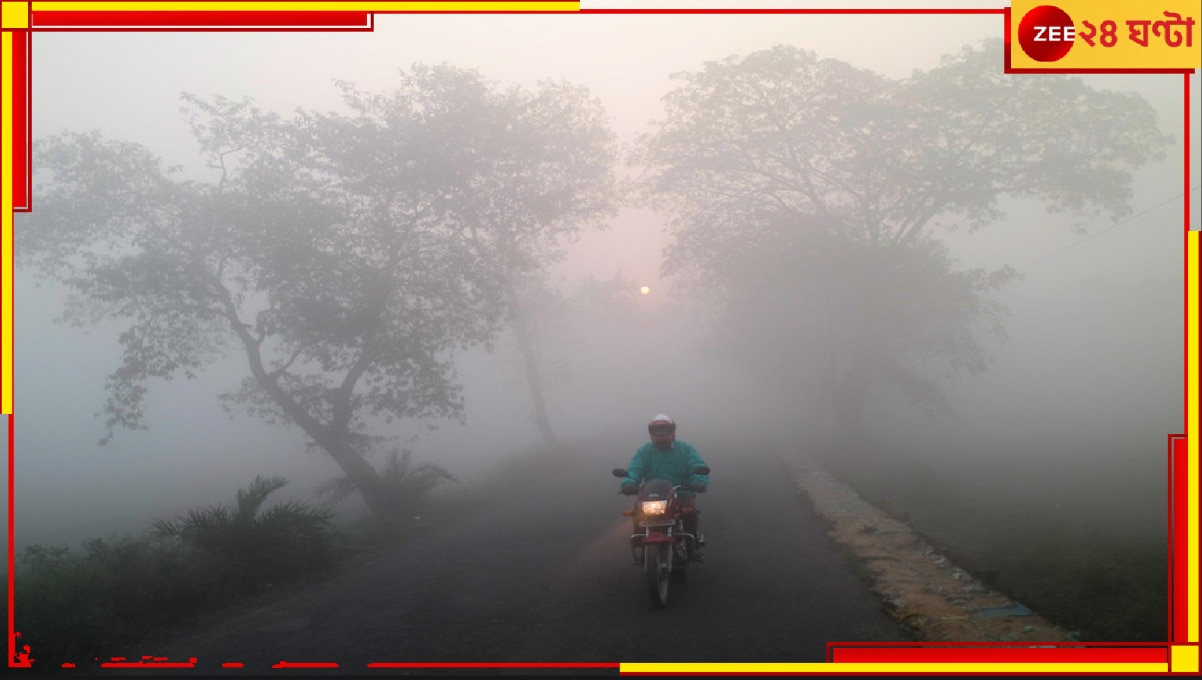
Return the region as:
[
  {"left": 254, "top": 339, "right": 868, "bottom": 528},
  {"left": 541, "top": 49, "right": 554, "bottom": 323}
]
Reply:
[
  {"left": 621, "top": 483, "right": 639, "bottom": 496},
  {"left": 692, "top": 482, "right": 707, "bottom": 493}
]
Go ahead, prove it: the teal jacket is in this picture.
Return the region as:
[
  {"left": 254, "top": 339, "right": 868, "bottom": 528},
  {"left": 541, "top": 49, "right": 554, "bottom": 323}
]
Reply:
[{"left": 621, "top": 440, "right": 709, "bottom": 489}]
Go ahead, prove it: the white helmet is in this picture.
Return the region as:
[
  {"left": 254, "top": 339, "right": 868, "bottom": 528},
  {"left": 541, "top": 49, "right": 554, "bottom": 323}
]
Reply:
[{"left": 648, "top": 414, "right": 676, "bottom": 435}]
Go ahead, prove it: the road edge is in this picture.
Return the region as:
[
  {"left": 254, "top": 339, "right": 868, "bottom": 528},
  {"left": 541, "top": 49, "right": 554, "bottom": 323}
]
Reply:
[{"left": 784, "top": 454, "right": 1080, "bottom": 643}]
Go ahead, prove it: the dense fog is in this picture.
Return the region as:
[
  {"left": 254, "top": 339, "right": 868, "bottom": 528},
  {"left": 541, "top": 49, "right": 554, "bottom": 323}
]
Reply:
[{"left": 5, "top": 10, "right": 1195, "bottom": 560}]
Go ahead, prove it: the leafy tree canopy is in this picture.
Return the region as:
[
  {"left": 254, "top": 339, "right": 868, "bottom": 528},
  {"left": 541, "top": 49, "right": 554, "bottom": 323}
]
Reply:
[
  {"left": 17, "top": 63, "right": 617, "bottom": 515},
  {"left": 632, "top": 40, "right": 1169, "bottom": 440}
]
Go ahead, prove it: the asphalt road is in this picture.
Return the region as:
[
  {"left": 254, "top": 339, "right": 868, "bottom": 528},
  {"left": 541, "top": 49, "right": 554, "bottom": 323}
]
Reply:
[{"left": 141, "top": 449, "right": 912, "bottom": 673}]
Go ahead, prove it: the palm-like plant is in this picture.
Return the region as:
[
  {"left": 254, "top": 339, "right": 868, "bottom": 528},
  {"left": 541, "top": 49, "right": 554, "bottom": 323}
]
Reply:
[
  {"left": 154, "top": 475, "right": 334, "bottom": 586},
  {"left": 316, "top": 448, "right": 458, "bottom": 517}
]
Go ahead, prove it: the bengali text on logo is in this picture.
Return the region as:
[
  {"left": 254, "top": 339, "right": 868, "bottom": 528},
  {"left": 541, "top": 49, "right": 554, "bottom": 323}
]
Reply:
[{"left": 1010, "top": 1, "right": 1200, "bottom": 70}]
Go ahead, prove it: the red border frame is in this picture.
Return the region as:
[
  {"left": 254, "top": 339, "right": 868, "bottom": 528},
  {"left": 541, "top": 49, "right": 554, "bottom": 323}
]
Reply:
[
  {"left": 829, "top": 644, "right": 1170, "bottom": 664},
  {"left": 3, "top": 2, "right": 1196, "bottom": 672},
  {"left": 1172, "top": 435, "right": 1190, "bottom": 643},
  {"left": 31, "top": 10, "right": 373, "bottom": 28},
  {"left": 7, "top": 29, "right": 28, "bottom": 213}
]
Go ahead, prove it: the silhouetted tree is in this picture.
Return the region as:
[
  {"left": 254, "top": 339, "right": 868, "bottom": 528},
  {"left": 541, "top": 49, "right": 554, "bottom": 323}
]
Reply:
[
  {"left": 16, "top": 64, "right": 614, "bottom": 514},
  {"left": 632, "top": 40, "right": 1170, "bottom": 445},
  {"left": 335, "top": 67, "right": 618, "bottom": 448}
]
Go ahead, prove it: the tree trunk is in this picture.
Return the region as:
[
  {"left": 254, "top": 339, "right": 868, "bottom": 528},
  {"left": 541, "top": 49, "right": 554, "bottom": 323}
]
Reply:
[
  {"left": 323, "top": 440, "right": 395, "bottom": 516},
  {"left": 260, "top": 390, "right": 395, "bottom": 518},
  {"left": 221, "top": 296, "right": 394, "bottom": 518},
  {"left": 506, "top": 283, "right": 559, "bottom": 449}
]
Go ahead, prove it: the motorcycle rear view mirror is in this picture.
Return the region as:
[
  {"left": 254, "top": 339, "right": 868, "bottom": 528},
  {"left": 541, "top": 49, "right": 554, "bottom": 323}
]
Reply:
[
  {"left": 611, "top": 468, "right": 629, "bottom": 478},
  {"left": 692, "top": 465, "right": 711, "bottom": 475}
]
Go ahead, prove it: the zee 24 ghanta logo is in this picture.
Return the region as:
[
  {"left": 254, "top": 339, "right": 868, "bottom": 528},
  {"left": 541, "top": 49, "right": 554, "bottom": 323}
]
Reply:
[{"left": 1017, "top": 4, "right": 1195, "bottom": 62}]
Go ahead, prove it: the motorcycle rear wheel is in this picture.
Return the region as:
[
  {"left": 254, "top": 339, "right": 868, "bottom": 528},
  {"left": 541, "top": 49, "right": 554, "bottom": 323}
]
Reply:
[{"left": 645, "top": 542, "right": 672, "bottom": 608}]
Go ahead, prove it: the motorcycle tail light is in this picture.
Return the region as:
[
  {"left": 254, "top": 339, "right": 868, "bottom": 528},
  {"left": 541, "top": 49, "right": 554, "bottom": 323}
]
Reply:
[
  {"left": 680, "top": 506, "right": 695, "bottom": 514},
  {"left": 641, "top": 500, "right": 668, "bottom": 516}
]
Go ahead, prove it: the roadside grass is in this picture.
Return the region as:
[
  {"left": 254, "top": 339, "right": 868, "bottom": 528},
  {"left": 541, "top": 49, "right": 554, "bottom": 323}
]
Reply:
[
  {"left": 816, "top": 442, "right": 1168, "bottom": 642},
  {"left": 6, "top": 446, "right": 565, "bottom": 672},
  {"left": 8, "top": 533, "right": 233, "bottom": 668},
  {"left": 9, "top": 476, "right": 339, "bottom": 670}
]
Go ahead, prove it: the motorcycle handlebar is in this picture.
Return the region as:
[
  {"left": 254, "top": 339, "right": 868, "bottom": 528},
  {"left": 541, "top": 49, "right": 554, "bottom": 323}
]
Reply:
[{"left": 621, "top": 484, "right": 702, "bottom": 495}]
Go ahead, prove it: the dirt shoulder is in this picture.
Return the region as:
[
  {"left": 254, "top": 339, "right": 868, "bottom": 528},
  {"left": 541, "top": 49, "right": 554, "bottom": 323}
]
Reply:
[{"left": 786, "top": 455, "right": 1079, "bottom": 643}]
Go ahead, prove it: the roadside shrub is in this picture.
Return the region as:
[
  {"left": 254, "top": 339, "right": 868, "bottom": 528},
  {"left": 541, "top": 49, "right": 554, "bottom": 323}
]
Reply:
[
  {"left": 154, "top": 474, "right": 336, "bottom": 586},
  {"left": 316, "top": 448, "right": 458, "bottom": 519},
  {"left": 12, "top": 533, "right": 221, "bottom": 668},
  {"left": 10, "top": 475, "right": 336, "bottom": 670}
]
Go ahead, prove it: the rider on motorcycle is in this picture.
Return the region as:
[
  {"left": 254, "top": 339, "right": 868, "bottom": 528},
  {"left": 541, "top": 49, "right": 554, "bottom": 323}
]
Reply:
[{"left": 619, "top": 414, "right": 710, "bottom": 553}]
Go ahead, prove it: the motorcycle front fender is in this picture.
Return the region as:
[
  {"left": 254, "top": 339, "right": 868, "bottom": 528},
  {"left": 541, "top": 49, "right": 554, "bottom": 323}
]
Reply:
[{"left": 643, "top": 533, "right": 675, "bottom": 544}]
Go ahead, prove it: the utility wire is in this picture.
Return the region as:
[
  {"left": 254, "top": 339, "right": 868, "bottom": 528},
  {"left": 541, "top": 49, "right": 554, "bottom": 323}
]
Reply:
[{"left": 1018, "top": 185, "right": 1201, "bottom": 271}]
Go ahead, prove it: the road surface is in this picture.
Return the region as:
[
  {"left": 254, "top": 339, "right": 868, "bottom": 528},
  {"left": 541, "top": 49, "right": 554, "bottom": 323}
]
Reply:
[{"left": 140, "top": 449, "right": 912, "bottom": 672}]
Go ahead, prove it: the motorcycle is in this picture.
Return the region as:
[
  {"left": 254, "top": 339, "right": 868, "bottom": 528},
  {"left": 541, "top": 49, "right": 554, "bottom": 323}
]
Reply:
[{"left": 611, "top": 465, "right": 711, "bottom": 608}]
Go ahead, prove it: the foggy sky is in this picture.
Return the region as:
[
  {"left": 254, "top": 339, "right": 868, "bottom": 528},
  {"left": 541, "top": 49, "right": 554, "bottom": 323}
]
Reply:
[{"left": 7, "top": 6, "right": 1197, "bottom": 550}]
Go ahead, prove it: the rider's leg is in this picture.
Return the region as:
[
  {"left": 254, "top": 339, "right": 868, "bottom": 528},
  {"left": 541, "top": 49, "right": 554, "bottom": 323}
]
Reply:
[
  {"left": 679, "top": 493, "right": 700, "bottom": 547},
  {"left": 631, "top": 499, "right": 644, "bottom": 563}
]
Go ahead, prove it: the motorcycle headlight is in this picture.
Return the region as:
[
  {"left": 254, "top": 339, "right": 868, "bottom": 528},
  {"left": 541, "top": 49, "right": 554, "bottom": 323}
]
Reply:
[{"left": 641, "top": 499, "right": 668, "bottom": 516}]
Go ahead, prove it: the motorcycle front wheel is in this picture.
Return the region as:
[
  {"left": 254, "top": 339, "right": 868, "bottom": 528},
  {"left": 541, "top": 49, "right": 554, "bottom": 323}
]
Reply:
[{"left": 645, "top": 542, "right": 672, "bottom": 608}]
